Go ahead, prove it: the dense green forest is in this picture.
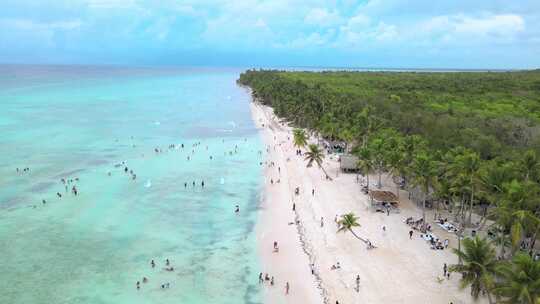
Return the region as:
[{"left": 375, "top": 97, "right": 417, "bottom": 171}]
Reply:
[
  {"left": 239, "top": 70, "right": 540, "bottom": 159},
  {"left": 238, "top": 70, "right": 540, "bottom": 303}
]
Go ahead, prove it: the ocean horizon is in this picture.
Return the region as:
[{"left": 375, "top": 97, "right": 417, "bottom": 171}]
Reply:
[{"left": 0, "top": 65, "right": 267, "bottom": 303}]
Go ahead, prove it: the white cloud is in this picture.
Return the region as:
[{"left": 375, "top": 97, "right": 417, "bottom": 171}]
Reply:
[
  {"left": 304, "top": 8, "right": 342, "bottom": 26},
  {"left": 287, "top": 30, "right": 335, "bottom": 48},
  {"left": 347, "top": 14, "right": 371, "bottom": 29},
  {"left": 422, "top": 14, "right": 525, "bottom": 37},
  {"left": 455, "top": 14, "right": 525, "bottom": 36},
  {"left": 86, "top": 0, "right": 138, "bottom": 9},
  {"left": 254, "top": 18, "right": 268, "bottom": 29}
]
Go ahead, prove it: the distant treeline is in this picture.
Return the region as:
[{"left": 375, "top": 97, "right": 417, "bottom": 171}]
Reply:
[{"left": 238, "top": 69, "right": 540, "bottom": 159}]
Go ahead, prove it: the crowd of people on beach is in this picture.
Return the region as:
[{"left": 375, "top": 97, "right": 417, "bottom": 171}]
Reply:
[{"left": 254, "top": 105, "right": 466, "bottom": 304}]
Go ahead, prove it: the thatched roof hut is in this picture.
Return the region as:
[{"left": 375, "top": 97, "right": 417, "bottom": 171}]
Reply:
[
  {"left": 369, "top": 190, "right": 398, "bottom": 203},
  {"left": 368, "top": 190, "right": 399, "bottom": 213}
]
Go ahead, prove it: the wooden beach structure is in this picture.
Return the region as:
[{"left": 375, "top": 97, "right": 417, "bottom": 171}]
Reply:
[
  {"left": 368, "top": 190, "right": 400, "bottom": 213},
  {"left": 340, "top": 154, "right": 359, "bottom": 172}
]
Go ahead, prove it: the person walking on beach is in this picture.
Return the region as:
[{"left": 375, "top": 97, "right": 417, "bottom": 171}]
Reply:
[
  {"left": 356, "top": 275, "right": 360, "bottom": 292},
  {"left": 285, "top": 282, "right": 290, "bottom": 294},
  {"left": 292, "top": 203, "right": 295, "bottom": 211},
  {"left": 443, "top": 263, "right": 448, "bottom": 277},
  {"left": 320, "top": 217, "right": 324, "bottom": 228},
  {"left": 312, "top": 188, "right": 315, "bottom": 196},
  {"left": 409, "top": 230, "right": 413, "bottom": 239}
]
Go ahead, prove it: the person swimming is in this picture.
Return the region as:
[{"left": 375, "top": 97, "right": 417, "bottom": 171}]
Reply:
[{"left": 235, "top": 205, "right": 240, "bottom": 213}]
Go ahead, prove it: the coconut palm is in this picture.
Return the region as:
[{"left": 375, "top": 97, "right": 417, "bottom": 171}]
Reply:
[
  {"left": 304, "top": 144, "right": 332, "bottom": 180},
  {"left": 493, "top": 180, "right": 540, "bottom": 253},
  {"left": 369, "top": 137, "right": 386, "bottom": 188},
  {"left": 386, "top": 149, "right": 405, "bottom": 201},
  {"left": 520, "top": 150, "right": 539, "bottom": 182},
  {"left": 410, "top": 152, "right": 438, "bottom": 222},
  {"left": 337, "top": 212, "right": 367, "bottom": 243},
  {"left": 450, "top": 236, "right": 498, "bottom": 303},
  {"left": 356, "top": 147, "right": 374, "bottom": 192},
  {"left": 456, "top": 151, "right": 481, "bottom": 226},
  {"left": 494, "top": 253, "right": 540, "bottom": 304},
  {"left": 491, "top": 230, "right": 511, "bottom": 260},
  {"left": 293, "top": 128, "right": 308, "bottom": 149}
]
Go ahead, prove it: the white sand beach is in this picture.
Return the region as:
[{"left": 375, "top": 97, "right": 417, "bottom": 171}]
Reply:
[{"left": 252, "top": 101, "right": 484, "bottom": 304}]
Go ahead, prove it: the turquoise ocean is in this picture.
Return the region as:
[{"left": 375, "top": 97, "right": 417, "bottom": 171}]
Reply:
[{"left": 0, "top": 65, "right": 265, "bottom": 304}]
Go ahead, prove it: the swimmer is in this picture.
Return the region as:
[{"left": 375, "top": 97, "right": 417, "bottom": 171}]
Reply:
[{"left": 235, "top": 205, "right": 240, "bottom": 213}]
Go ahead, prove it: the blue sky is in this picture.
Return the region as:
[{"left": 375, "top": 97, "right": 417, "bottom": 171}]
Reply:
[{"left": 0, "top": 0, "right": 539, "bottom": 68}]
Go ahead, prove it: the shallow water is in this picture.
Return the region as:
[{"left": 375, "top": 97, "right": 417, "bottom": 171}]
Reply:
[{"left": 0, "top": 65, "right": 264, "bottom": 304}]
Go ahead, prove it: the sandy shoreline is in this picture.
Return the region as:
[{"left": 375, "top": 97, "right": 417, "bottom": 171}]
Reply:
[{"left": 251, "top": 100, "right": 485, "bottom": 304}]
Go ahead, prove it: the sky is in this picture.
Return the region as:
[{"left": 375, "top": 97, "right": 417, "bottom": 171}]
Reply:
[{"left": 0, "top": 0, "right": 539, "bottom": 69}]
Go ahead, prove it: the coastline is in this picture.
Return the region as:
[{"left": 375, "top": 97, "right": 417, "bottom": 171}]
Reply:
[
  {"left": 250, "top": 99, "right": 485, "bottom": 304},
  {"left": 252, "top": 101, "right": 324, "bottom": 304}
]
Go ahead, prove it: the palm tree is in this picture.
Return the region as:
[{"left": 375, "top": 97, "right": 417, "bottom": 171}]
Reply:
[
  {"left": 293, "top": 128, "right": 308, "bottom": 149},
  {"left": 457, "top": 151, "right": 481, "bottom": 226},
  {"left": 304, "top": 144, "right": 332, "bottom": 180},
  {"left": 386, "top": 149, "right": 405, "bottom": 201},
  {"left": 450, "top": 236, "right": 498, "bottom": 304},
  {"left": 337, "top": 212, "right": 367, "bottom": 243},
  {"left": 494, "top": 253, "right": 540, "bottom": 304},
  {"left": 493, "top": 180, "right": 540, "bottom": 253},
  {"left": 356, "top": 147, "right": 374, "bottom": 192},
  {"left": 410, "top": 152, "right": 438, "bottom": 222},
  {"left": 369, "top": 137, "right": 386, "bottom": 188},
  {"left": 491, "top": 230, "right": 511, "bottom": 260},
  {"left": 520, "top": 150, "right": 539, "bottom": 182}
]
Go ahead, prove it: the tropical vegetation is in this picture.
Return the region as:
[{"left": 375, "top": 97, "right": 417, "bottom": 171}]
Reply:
[{"left": 238, "top": 69, "right": 540, "bottom": 303}]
